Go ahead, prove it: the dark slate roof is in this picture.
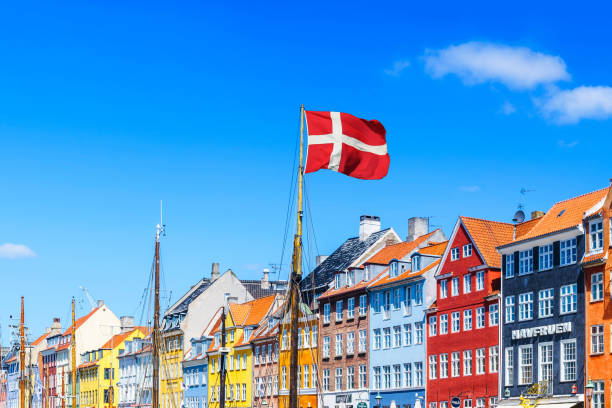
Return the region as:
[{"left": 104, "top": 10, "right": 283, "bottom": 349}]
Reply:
[
  {"left": 241, "top": 280, "right": 288, "bottom": 299},
  {"left": 300, "top": 228, "right": 392, "bottom": 292},
  {"left": 166, "top": 279, "right": 212, "bottom": 316}
]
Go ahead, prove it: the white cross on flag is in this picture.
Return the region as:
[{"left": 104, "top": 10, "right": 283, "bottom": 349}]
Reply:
[{"left": 304, "top": 111, "right": 389, "bottom": 180}]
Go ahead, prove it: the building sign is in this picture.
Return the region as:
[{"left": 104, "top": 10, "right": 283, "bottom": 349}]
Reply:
[
  {"left": 450, "top": 398, "right": 461, "bottom": 408},
  {"left": 511, "top": 322, "right": 571, "bottom": 340}
]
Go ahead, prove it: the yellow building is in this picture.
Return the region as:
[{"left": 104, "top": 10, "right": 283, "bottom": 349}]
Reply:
[
  {"left": 160, "top": 331, "right": 183, "bottom": 408},
  {"left": 278, "top": 305, "right": 318, "bottom": 408},
  {"left": 208, "top": 295, "right": 277, "bottom": 408},
  {"left": 78, "top": 327, "right": 148, "bottom": 408}
]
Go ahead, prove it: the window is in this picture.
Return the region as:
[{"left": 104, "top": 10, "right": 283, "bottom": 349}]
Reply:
[
  {"left": 451, "top": 247, "right": 460, "bottom": 261},
  {"left": 415, "top": 322, "right": 423, "bottom": 344},
  {"left": 560, "top": 238, "right": 577, "bottom": 266},
  {"left": 440, "top": 354, "right": 448, "bottom": 378},
  {"left": 590, "top": 220, "right": 604, "bottom": 252},
  {"left": 464, "top": 399, "right": 472, "bottom": 408},
  {"left": 335, "top": 273, "right": 342, "bottom": 289},
  {"left": 404, "top": 324, "right": 412, "bottom": 345},
  {"left": 390, "top": 261, "right": 398, "bottom": 278},
  {"left": 592, "top": 381, "right": 604, "bottom": 408},
  {"left": 591, "top": 325, "right": 604, "bottom": 354},
  {"left": 452, "top": 277, "right": 459, "bottom": 296},
  {"left": 373, "top": 367, "right": 381, "bottom": 389},
  {"left": 323, "top": 336, "right": 330, "bottom": 358},
  {"left": 440, "top": 279, "right": 448, "bottom": 298},
  {"left": 539, "top": 244, "right": 553, "bottom": 271},
  {"left": 412, "top": 255, "right": 421, "bottom": 272},
  {"left": 347, "top": 297, "right": 355, "bottom": 319},
  {"left": 464, "top": 274, "right": 472, "bottom": 294},
  {"left": 393, "top": 326, "right": 401, "bottom": 347},
  {"left": 373, "top": 329, "right": 381, "bottom": 350},
  {"left": 405, "top": 286, "right": 412, "bottom": 312},
  {"left": 335, "top": 368, "right": 343, "bottom": 391},
  {"left": 347, "top": 332, "right": 355, "bottom": 354},
  {"left": 347, "top": 366, "right": 354, "bottom": 390},
  {"left": 538, "top": 343, "right": 553, "bottom": 384},
  {"left": 393, "top": 364, "right": 401, "bottom": 388},
  {"left": 451, "top": 352, "right": 460, "bottom": 377},
  {"left": 440, "top": 314, "right": 448, "bottom": 334},
  {"left": 518, "top": 292, "right": 533, "bottom": 321},
  {"left": 463, "top": 350, "right": 472, "bottom": 376},
  {"left": 359, "top": 295, "right": 367, "bottom": 316},
  {"left": 415, "top": 283, "right": 423, "bottom": 305},
  {"left": 477, "top": 399, "right": 485, "bottom": 408},
  {"left": 476, "top": 348, "right": 485, "bottom": 374},
  {"left": 451, "top": 311, "right": 460, "bottom": 333},
  {"left": 476, "top": 271, "right": 484, "bottom": 291},
  {"left": 393, "top": 288, "right": 401, "bottom": 310},
  {"left": 359, "top": 329, "right": 366, "bottom": 353},
  {"left": 560, "top": 284, "right": 577, "bottom": 314},
  {"left": 519, "top": 345, "right": 533, "bottom": 385},
  {"left": 336, "top": 300, "right": 343, "bottom": 321},
  {"left": 429, "top": 355, "right": 437, "bottom": 379},
  {"left": 415, "top": 362, "right": 423, "bottom": 386},
  {"left": 463, "top": 244, "right": 473, "bottom": 257},
  {"left": 323, "top": 303, "right": 330, "bottom": 324},
  {"left": 359, "top": 365, "right": 367, "bottom": 389},
  {"left": 505, "top": 296, "right": 515, "bottom": 323},
  {"left": 429, "top": 316, "right": 437, "bottom": 336},
  {"left": 561, "top": 340, "right": 576, "bottom": 381},
  {"left": 505, "top": 348, "right": 514, "bottom": 386},
  {"left": 312, "top": 364, "right": 317, "bottom": 388},
  {"left": 489, "top": 346, "right": 499, "bottom": 373},
  {"left": 592, "top": 273, "right": 604, "bottom": 301},
  {"left": 489, "top": 304, "right": 499, "bottom": 326},
  {"left": 464, "top": 310, "right": 472, "bottom": 331},
  {"left": 404, "top": 363, "right": 412, "bottom": 387},
  {"left": 281, "top": 366, "right": 287, "bottom": 390},
  {"left": 322, "top": 369, "right": 330, "bottom": 391},
  {"left": 335, "top": 334, "right": 343, "bottom": 356},
  {"left": 538, "top": 288, "right": 554, "bottom": 318},
  {"left": 476, "top": 308, "right": 485, "bottom": 329},
  {"left": 383, "top": 328, "right": 391, "bottom": 349},
  {"left": 506, "top": 254, "right": 515, "bottom": 278},
  {"left": 383, "top": 366, "right": 391, "bottom": 389},
  {"left": 519, "top": 249, "right": 533, "bottom": 275}
]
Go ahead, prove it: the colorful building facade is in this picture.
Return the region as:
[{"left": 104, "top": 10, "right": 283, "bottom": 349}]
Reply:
[
  {"left": 252, "top": 315, "right": 280, "bottom": 408},
  {"left": 183, "top": 335, "right": 211, "bottom": 408},
  {"left": 117, "top": 337, "right": 152, "bottom": 408}
]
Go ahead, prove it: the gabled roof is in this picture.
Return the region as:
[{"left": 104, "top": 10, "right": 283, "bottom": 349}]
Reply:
[
  {"left": 32, "top": 332, "right": 49, "bottom": 347},
  {"left": 368, "top": 259, "right": 440, "bottom": 289},
  {"left": 62, "top": 307, "right": 100, "bottom": 336},
  {"left": 165, "top": 279, "right": 213, "bottom": 317},
  {"left": 459, "top": 217, "right": 517, "bottom": 268},
  {"left": 318, "top": 279, "right": 370, "bottom": 299},
  {"left": 240, "top": 279, "right": 288, "bottom": 300},
  {"left": 301, "top": 228, "right": 399, "bottom": 292},
  {"left": 365, "top": 230, "right": 441, "bottom": 265},
  {"left": 417, "top": 241, "right": 448, "bottom": 256},
  {"left": 101, "top": 327, "right": 149, "bottom": 349}
]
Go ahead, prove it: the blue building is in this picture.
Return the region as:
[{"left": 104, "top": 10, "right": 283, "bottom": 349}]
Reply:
[
  {"left": 183, "top": 335, "right": 211, "bottom": 408},
  {"left": 367, "top": 226, "right": 446, "bottom": 408},
  {"left": 117, "top": 338, "right": 153, "bottom": 408}
]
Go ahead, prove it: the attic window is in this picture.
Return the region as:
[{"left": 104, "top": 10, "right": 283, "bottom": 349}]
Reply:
[
  {"left": 412, "top": 255, "right": 421, "bottom": 272},
  {"left": 389, "top": 261, "right": 398, "bottom": 278},
  {"left": 558, "top": 209, "right": 566, "bottom": 217}
]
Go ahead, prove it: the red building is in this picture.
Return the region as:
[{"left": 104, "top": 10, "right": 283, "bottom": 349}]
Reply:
[{"left": 425, "top": 216, "right": 535, "bottom": 408}]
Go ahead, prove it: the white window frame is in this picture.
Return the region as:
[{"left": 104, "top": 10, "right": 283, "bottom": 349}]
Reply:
[
  {"left": 451, "top": 277, "right": 459, "bottom": 296},
  {"left": 560, "top": 284, "right": 577, "bottom": 314},
  {"left": 440, "top": 353, "right": 448, "bottom": 378},
  {"left": 476, "top": 307, "right": 485, "bottom": 329},
  {"left": 464, "top": 273, "right": 472, "bottom": 294},
  {"left": 359, "top": 295, "right": 367, "bottom": 316},
  {"left": 451, "top": 311, "right": 460, "bottom": 333},
  {"left": 539, "top": 244, "right": 553, "bottom": 271},
  {"left": 476, "top": 271, "right": 484, "bottom": 291},
  {"left": 537, "top": 342, "right": 553, "bottom": 383},
  {"left": 440, "top": 314, "right": 448, "bottom": 334},
  {"left": 336, "top": 300, "right": 343, "bottom": 321},
  {"left": 590, "top": 219, "right": 604, "bottom": 253},
  {"left": 538, "top": 288, "right": 554, "bottom": 318},
  {"left": 591, "top": 325, "right": 604, "bottom": 355},
  {"left": 451, "top": 247, "right": 460, "bottom": 261},
  {"left": 560, "top": 238, "right": 577, "bottom": 266},
  {"left": 506, "top": 254, "right": 515, "bottom": 278},
  {"left": 489, "top": 345, "right": 499, "bottom": 373},
  {"left": 489, "top": 304, "right": 499, "bottom": 326},
  {"left": 463, "top": 309, "right": 472, "bottom": 331},
  {"left": 518, "top": 292, "right": 533, "bottom": 321},
  {"left": 463, "top": 350, "right": 472, "bottom": 376},
  {"left": 440, "top": 279, "right": 448, "bottom": 299},
  {"left": 592, "top": 272, "right": 604, "bottom": 302},
  {"left": 505, "top": 347, "right": 514, "bottom": 387},
  {"left": 347, "top": 297, "right": 355, "bottom": 319},
  {"left": 560, "top": 339, "right": 576, "bottom": 382},
  {"left": 519, "top": 249, "right": 533, "bottom": 275},
  {"left": 505, "top": 296, "right": 515, "bottom": 323},
  {"left": 518, "top": 345, "right": 533, "bottom": 385},
  {"left": 463, "top": 244, "right": 472, "bottom": 257},
  {"left": 429, "top": 316, "right": 437, "bottom": 336}
]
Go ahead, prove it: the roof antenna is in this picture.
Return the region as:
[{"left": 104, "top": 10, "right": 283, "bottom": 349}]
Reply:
[{"left": 513, "top": 188, "right": 534, "bottom": 224}]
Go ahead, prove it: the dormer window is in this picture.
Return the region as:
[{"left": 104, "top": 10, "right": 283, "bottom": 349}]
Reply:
[
  {"left": 389, "top": 261, "right": 399, "bottom": 278},
  {"left": 364, "top": 265, "right": 371, "bottom": 281},
  {"left": 411, "top": 255, "right": 421, "bottom": 272},
  {"left": 590, "top": 219, "right": 604, "bottom": 252},
  {"left": 347, "top": 270, "right": 355, "bottom": 286},
  {"left": 334, "top": 273, "right": 343, "bottom": 290},
  {"left": 244, "top": 328, "right": 252, "bottom": 342}
]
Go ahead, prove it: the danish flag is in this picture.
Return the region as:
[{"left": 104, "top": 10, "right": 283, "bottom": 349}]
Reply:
[{"left": 304, "top": 111, "right": 389, "bottom": 180}]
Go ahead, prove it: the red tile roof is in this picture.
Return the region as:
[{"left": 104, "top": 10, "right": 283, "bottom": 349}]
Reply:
[
  {"left": 368, "top": 259, "right": 440, "bottom": 289},
  {"left": 365, "top": 230, "right": 441, "bottom": 265},
  {"left": 62, "top": 307, "right": 100, "bottom": 336},
  {"left": 32, "top": 332, "right": 50, "bottom": 347},
  {"left": 460, "top": 217, "right": 518, "bottom": 268},
  {"left": 418, "top": 241, "right": 448, "bottom": 256},
  {"left": 101, "top": 327, "right": 148, "bottom": 349}
]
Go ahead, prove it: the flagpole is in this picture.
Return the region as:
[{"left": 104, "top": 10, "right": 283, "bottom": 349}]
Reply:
[{"left": 288, "top": 104, "right": 305, "bottom": 408}]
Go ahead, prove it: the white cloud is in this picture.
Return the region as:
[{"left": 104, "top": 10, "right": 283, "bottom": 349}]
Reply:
[
  {"left": 539, "top": 86, "right": 612, "bottom": 124},
  {"left": 384, "top": 60, "right": 410, "bottom": 77},
  {"left": 425, "top": 42, "right": 569, "bottom": 90},
  {"left": 500, "top": 101, "right": 516, "bottom": 115},
  {"left": 0, "top": 243, "right": 36, "bottom": 259},
  {"left": 460, "top": 185, "right": 480, "bottom": 193},
  {"left": 558, "top": 139, "right": 578, "bottom": 148}
]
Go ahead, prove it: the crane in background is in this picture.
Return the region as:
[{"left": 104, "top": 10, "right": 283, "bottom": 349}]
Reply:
[{"left": 79, "top": 286, "right": 97, "bottom": 311}]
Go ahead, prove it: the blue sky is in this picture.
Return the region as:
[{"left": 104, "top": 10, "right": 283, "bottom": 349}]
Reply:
[{"left": 1, "top": 1, "right": 611, "bottom": 342}]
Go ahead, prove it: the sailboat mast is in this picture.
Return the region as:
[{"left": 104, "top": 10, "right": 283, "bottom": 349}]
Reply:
[
  {"left": 71, "top": 298, "right": 76, "bottom": 408},
  {"left": 289, "top": 104, "right": 305, "bottom": 408},
  {"left": 219, "top": 306, "right": 226, "bottom": 408},
  {"left": 152, "top": 224, "right": 161, "bottom": 408},
  {"left": 20, "top": 296, "right": 25, "bottom": 408}
]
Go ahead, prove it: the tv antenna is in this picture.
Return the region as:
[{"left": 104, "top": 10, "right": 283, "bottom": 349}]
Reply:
[{"left": 513, "top": 188, "right": 535, "bottom": 223}]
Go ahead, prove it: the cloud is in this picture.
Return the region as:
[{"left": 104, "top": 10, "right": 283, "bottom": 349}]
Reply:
[
  {"left": 500, "top": 101, "right": 516, "bottom": 115},
  {"left": 425, "top": 42, "right": 569, "bottom": 90},
  {"left": 539, "top": 86, "right": 612, "bottom": 124},
  {"left": 0, "top": 243, "right": 36, "bottom": 259},
  {"left": 384, "top": 60, "right": 411, "bottom": 77},
  {"left": 460, "top": 185, "right": 480, "bottom": 193},
  {"left": 558, "top": 140, "right": 578, "bottom": 148}
]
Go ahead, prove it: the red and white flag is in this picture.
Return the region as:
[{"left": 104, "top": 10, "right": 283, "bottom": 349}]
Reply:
[{"left": 304, "top": 111, "right": 389, "bottom": 180}]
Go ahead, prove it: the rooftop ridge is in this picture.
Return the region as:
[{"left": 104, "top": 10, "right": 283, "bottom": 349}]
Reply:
[{"left": 551, "top": 186, "right": 608, "bottom": 205}]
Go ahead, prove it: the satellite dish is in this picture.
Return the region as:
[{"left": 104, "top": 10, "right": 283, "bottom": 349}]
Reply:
[{"left": 513, "top": 210, "right": 525, "bottom": 223}]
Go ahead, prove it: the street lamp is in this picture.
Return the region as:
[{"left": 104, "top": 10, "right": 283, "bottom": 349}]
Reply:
[
  {"left": 586, "top": 379, "right": 595, "bottom": 408},
  {"left": 504, "top": 389, "right": 511, "bottom": 398},
  {"left": 375, "top": 392, "right": 382, "bottom": 408}
]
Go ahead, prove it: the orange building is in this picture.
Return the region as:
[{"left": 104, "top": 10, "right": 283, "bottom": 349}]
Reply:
[
  {"left": 584, "top": 183, "right": 612, "bottom": 408},
  {"left": 278, "top": 304, "right": 318, "bottom": 408}
]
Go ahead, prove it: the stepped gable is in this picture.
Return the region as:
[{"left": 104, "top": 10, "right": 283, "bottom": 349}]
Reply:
[{"left": 301, "top": 228, "right": 393, "bottom": 292}]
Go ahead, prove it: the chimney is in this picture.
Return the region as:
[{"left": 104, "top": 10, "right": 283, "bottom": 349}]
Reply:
[
  {"left": 407, "top": 217, "right": 429, "bottom": 242},
  {"left": 531, "top": 210, "right": 545, "bottom": 220},
  {"left": 359, "top": 215, "right": 381, "bottom": 241},
  {"left": 316, "top": 255, "right": 328, "bottom": 266},
  {"left": 50, "top": 318, "right": 61, "bottom": 334},
  {"left": 120, "top": 316, "right": 135, "bottom": 333},
  {"left": 261, "top": 269, "right": 270, "bottom": 290},
  {"left": 97, "top": 300, "right": 104, "bottom": 308},
  {"left": 211, "top": 262, "right": 220, "bottom": 281}
]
